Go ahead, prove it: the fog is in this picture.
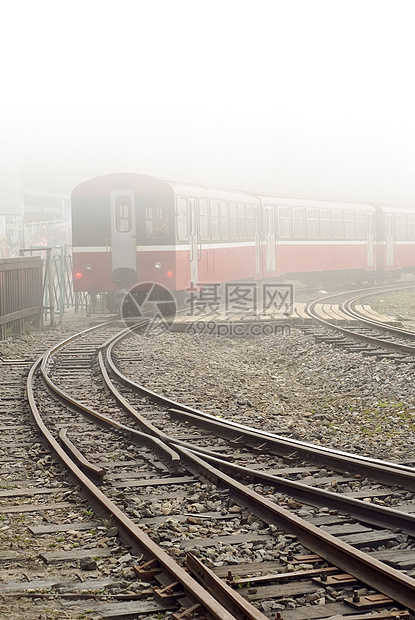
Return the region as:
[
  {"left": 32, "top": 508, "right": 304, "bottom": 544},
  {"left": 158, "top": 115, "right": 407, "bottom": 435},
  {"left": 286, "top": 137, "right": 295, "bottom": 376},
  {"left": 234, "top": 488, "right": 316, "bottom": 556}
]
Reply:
[{"left": 3, "top": 0, "right": 415, "bottom": 206}]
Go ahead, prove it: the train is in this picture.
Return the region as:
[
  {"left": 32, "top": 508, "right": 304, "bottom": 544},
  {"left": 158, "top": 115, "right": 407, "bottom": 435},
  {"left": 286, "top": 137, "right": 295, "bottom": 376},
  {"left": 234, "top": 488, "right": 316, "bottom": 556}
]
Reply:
[{"left": 71, "top": 173, "right": 415, "bottom": 312}]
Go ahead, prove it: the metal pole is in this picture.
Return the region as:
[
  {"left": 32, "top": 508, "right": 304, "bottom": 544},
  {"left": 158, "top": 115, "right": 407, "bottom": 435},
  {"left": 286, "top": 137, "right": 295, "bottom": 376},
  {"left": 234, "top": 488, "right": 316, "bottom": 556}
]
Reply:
[
  {"left": 59, "top": 246, "right": 64, "bottom": 323},
  {"left": 46, "top": 248, "right": 56, "bottom": 326}
]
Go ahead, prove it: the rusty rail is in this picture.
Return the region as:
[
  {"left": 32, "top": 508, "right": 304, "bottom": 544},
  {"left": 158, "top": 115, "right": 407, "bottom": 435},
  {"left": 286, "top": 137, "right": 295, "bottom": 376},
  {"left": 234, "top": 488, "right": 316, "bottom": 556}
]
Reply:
[
  {"left": 27, "top": 353, "right": 242, "bottom": 620},
  {"left": 307, "top": 283, "right": 415, "bottom": 355},
  {"left": 177, "top": 446, "right": 415, "bottom": 612}
]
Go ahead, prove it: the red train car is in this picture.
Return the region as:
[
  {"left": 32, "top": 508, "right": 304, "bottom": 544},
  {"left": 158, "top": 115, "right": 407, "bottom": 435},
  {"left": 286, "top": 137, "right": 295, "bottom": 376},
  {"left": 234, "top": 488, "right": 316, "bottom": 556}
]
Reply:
[
  {"left": 71, "top": 173, "right": 261, "bottom": 308},
  {"left": 71, "top": 173, "right": 414, "bottom": 311},
  {"left": 375, "top": 205, "right": 415, "bottom": 279},
  {"left": 256, "top": 195, "right": 376, "bottom": 284}
]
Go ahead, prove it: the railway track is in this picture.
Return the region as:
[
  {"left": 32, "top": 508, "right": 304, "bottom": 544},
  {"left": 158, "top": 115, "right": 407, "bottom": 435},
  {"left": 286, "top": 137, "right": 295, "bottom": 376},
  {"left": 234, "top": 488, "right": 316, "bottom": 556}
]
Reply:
[
  {"left": 305, "top": 284, "right": 415, "bottom": 363},
  {"left": 0, "top": 328, "right": 143, "bottom": 619},
  {"left": 22, "top": 322, "right": 261, "bottom": 620},
  {"left": 7, "top": 318, "right": 412, "bottom": 619}
]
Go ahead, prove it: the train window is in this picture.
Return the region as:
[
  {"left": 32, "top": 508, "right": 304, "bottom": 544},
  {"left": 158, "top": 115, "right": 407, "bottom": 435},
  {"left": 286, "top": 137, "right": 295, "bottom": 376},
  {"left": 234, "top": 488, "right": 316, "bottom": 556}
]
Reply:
[
  {"left": 306, "top": 208, "right": 319, "bottom": 238},
  {"left": 246, "top": 204, "right": 255, "bottom": 238},
  {"left": 332, "top": 211, "right": 344, "bottom": 239},
  {"left": 238, "top": 203, "right": 247, "bottom": 239},
  {"left": 345, "top": 211, "right": 355, "bottom": 238},
  {"left": 146, "top": 205, "right": 170, "bottom": 239},
  {"left": 176, "top": 197, "right": 188, "bottom": 241},
  {"left": 220, "top": 201, "right": 229, "bottom": 239},
  {"left": 320, "top": 209, "right": 332, "bottom": 239},
  {"left": 408, "top": 214, "right": 415, "bottom": 240},
  {"left": 277, "top": 207, "right": 291, "bottom": 238},
  {"left": 293, "top": 207, "right": 305, "bottom": 239},
  {"left": 356, "top": 212, "right": 367, "bottom": 240},
  {"left": 210, "top": 200, "right": 220, "bottom": 240},
  {"left": 396, "top": 214, "right": 407, "bottom": 240},
  {"left": 230, "top": 202, "right": 238, "bottom": 239},
  {"left": 115, "top": 196, "right": 132, "bottom": 233},
  {"left": 199, "top": 199, "right": 209, "bottom": 240}
]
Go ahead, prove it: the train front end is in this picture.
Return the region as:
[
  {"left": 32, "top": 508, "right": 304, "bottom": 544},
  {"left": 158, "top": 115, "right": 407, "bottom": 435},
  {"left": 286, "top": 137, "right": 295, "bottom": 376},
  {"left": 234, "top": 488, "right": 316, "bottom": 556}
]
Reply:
[{"left": 71, "top": 173, "right": 178, "bottom": 313}]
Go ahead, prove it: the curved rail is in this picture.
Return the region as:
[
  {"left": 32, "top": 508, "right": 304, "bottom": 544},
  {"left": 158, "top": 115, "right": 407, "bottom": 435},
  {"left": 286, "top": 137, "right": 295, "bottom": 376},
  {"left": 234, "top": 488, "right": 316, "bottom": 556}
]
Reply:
[
  {"left": 33, "top": 320, "right": 415, "bottom": 614},
  {"left": 177, "top": 446, "right": 415, "bottom": 612},
  {"left": 97, "top": 338, "right": 415, "bottom": 535},
  {"left": 27, "top": 349, "right": 251, "bottom": 620},
  {"left": 342, "top": 289, "right": 415, "bottom": 339},
  {"left": 105, "top": 329, "right": 415, "bottom": 489},
  {"left": 307, "top": 283, "right": 415, "bottom": 356}
]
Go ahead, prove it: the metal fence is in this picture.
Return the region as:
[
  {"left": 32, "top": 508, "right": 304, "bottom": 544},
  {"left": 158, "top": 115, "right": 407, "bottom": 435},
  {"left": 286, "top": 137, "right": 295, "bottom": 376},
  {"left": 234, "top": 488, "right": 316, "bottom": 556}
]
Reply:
[
  {"left": 0, "top": 256, "right": 43, "bottom": 339},
  {"left": 20, "top": 246, "right": 88, "bottom": 326}
]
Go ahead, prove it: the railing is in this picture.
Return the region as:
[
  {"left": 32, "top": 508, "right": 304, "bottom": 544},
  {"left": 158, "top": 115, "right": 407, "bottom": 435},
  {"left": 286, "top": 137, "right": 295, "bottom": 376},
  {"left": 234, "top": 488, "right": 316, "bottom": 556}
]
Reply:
[
  {"left": 0, "top": 256, "right": 43, "bottom": 339},
  {"left": 20, "top": 246, "right": 88, "bottom": 325}
]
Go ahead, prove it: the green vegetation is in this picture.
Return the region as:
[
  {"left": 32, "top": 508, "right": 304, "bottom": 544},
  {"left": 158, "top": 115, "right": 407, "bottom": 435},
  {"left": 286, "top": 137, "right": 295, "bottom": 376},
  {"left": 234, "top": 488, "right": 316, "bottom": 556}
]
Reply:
[
  {"left": 237, "top": 581, "right": 252, "bottom": 589},
  {"left": 358, "top": 401, "right": 415, "bottom": 436},
  {"left": 23, "top": 322, "right": 35, "bottom": 334},
  {"left": 369, "top": 290, "right": 415, "bottom": 320}
]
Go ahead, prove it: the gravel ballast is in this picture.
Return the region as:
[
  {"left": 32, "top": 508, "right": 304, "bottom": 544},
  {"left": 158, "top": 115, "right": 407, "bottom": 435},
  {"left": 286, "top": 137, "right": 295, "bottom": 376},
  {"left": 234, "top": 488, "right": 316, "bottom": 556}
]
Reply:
[
  {"left": 1, "top": 296, "right": 415, "bottom": 618},
  {"left": 116, "top": 315, "right": 415, "bottom": 463}
]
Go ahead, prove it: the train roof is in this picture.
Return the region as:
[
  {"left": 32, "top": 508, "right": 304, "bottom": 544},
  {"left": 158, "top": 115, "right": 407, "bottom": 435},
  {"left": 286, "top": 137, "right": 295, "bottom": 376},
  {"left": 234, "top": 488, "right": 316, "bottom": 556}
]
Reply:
[
  {"left": 168, "top": 181, "right": 259, "bottom": 203},
  {"left": 374, "top": 204, "right": 415, "bottom": 214},
  {"left": 72, "top": 173, "right": 261, "bottom": 203},
  {"left": 71, "top": 173, "right": 174, "bottom": 197},
  {"left": 256, "top": 194, "right": 376, "bottom": 212},
  {"left": 71, "top": 173, "right": 415, "bottom": 213}
]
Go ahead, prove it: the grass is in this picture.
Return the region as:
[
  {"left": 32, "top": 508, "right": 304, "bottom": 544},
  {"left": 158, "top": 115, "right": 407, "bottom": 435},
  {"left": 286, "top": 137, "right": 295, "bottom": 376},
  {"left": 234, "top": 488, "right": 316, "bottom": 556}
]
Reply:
[
  {"left": 358, "top": 401, "right": 415, "bottom": 435},
  {"left": 369, "top": 290, "right": 415, "bottom": 319}
]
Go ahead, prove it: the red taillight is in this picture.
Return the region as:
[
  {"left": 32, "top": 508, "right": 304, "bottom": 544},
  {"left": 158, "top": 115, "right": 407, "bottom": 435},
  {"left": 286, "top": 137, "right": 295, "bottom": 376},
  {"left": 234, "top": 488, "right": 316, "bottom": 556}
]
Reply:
[
  {"left": 167, "top": 271, "right": 173, "bottom": 278},
  {"left": 75, "top": 272, "right": 82, "bottom": 279}
]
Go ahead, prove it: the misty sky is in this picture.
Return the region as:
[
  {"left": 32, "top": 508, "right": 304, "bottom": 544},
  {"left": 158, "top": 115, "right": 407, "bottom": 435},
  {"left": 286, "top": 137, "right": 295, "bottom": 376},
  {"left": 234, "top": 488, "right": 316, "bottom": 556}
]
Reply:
[{"left": 3, "top": 0, "right": 415, "bottom": 207}]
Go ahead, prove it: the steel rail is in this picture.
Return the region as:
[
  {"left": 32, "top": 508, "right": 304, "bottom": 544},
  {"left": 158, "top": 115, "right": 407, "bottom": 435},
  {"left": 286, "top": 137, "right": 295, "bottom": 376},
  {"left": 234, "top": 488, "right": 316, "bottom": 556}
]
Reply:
[
  {"left": 40, "top": 318, "right": 122, "bottom": 362},
  {"left": 59, "top": 427, "right": 107, "bottom": 479},
  {"left": 26, "top": 354, "right": 245, "bottom": 620},
  {"left": 307, "top": 284, "right": 415, "bottom": 355},
  {"left": 30, "top": 324, "right": 415, "bottom": 613},
  {"left": 97, "top": 350, "right": 231, "bottom": 461},
  {"left": 181, "top": 446, "right": 415, "bottom": 536},
  {"left": 43, "top": 340, "right": 415, "bottom": 537},
  {"left": 186, "top": 553, "right": 267, "bottom": 620},
  {"left": 40, "top": 349, "right": 181, "bottom": 469},
  {"left": 167, "top": 407, "right": 415, "bottom": 489},
  {"left": 342, "top": 291, "right": 415, "bottom": 339},
  {"left": 105, "top": 329, "right": 415, "bottom": 483},
  {"left": 176, "top": 445, "right": 415, "bottom": 613},
  {"left": 96, "top": 342, "right": 415, "bottom": 537}
]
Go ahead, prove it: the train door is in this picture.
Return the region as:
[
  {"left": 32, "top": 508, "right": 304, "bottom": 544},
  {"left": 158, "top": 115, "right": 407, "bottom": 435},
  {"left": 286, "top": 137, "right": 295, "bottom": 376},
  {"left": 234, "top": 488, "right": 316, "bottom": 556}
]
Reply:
[
  {"left": 254, "top": 204, "right": 262, "bottom": 275},
  {"left": 189, "top": 198, "right": 200, "bottom": 284},
  {"left": 367, "top": 212, "right": 374, "bottom": 267},
  {"left": 385, "top": 213, "right": 394, "bottom": 267},
  {"left": 264, "top": 205, "right": 277, "bottom": 272},
  {"left": 110, "top": 190, "right": 137, "bottom": 284}
]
